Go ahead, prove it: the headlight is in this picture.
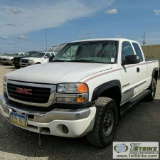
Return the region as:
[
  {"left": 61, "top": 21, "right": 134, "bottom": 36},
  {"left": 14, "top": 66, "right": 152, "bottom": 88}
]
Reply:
[
  {"left": 28, "top": 60, "right": 34, "bottom": 63},
  {"left": 3, "top": 76, "right": 7, "bottom": 93},
  {"left": 56, "top": 83, "right": 89, "bottom": 103},
  {"left": 57, "top": 83, "right": 88, "bottom": 93},
  {"left": 3, "top": 76, "right": 7, "bottom": 86}
]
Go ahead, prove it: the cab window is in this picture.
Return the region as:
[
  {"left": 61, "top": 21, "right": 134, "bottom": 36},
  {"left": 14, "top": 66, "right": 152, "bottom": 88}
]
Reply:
[
  {"left": 45, "top": 53, "right": 51, "bottom": 58},
  {"left": 122, "top": 41, "right": 135, "bottom": 63}
]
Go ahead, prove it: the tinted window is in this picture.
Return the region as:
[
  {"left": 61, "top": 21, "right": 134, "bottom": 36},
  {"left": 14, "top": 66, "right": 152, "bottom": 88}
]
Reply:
[
  {"left": 61, "top": 45, "right": 78, "bottom": 59},
  {"left": 30, "top": 52, "right": 45, "bottom": 57},
  {"left": 45, "top": 53, "right": 51, "bottom": 58},
  {"left": 132, "top": 43, "right": 143, "bottom": 62},
  {"left": 122, "top": 41, "right": 135, "bottom": 62}
]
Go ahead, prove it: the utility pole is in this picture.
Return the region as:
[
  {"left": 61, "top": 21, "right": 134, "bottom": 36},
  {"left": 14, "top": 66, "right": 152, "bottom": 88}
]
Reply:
[
  {"left": 45, "top": 29, "right": 48, "bottom": 51},
  {"left": 142, "top": 33, "right": 146, "bottom": 45}
]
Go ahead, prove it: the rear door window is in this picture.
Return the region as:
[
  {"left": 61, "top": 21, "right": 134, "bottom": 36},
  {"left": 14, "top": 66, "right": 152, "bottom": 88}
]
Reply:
[{"left": 132, "top": 42, "right": 144, "bottom": 62}]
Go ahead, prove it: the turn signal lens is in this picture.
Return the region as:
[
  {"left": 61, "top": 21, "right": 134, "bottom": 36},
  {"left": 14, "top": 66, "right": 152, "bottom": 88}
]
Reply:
[
  {"left": 77, "top": 83, "right": 88, "bottom": 93},
  {"left": 76, "top": 97, "right": 85, "bottom": 103}
]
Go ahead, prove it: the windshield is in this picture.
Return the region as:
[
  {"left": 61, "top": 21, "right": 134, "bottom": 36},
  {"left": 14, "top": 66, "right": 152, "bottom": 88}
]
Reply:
[
  {"left": 29, "top": 52, "right": 45, "bottom": 58},
  {"left": 7, "top": 54, "right": 14, "bottom": 57},
  {"left": 53, "top": 41, "right": 118, "bottom": 63},
  {"left": 14, "top": 53, "right": 24, "bottom": 57},
  {"left": 24, "top": 52, "right": 37, "bottom": 57},
  {"left": 13, "top": 53, "right": 19, "bottom": 57}
]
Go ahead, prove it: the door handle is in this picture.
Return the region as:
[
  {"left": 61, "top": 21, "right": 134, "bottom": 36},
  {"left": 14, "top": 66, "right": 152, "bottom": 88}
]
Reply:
[{"left": 137, "top": 67, "right": 140, "bottom": 72}]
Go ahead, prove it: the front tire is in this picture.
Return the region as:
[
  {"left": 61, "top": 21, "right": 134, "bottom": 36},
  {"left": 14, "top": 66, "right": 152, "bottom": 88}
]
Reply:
[
  {"left": 87, "top": 97, "right": 118, "bottom": 147},
  {"left": 15, "top": 65, "right": 20, "bottom": 69}
]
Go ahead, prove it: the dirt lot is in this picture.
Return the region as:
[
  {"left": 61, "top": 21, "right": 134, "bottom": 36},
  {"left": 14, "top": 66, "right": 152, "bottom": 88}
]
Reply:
[{"left": 0, "top": 65, "right": 160, "bottom": 160}]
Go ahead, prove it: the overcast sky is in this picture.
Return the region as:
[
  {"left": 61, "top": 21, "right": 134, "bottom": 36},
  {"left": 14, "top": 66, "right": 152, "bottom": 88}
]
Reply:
[{"left": 0, "top": 0, "right": 160, "bottom": 53}]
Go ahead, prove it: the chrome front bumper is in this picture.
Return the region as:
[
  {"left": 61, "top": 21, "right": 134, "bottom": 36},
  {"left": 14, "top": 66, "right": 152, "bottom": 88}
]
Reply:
[{"left": 0, "top": 95, "right": 96, "bottom": 137}]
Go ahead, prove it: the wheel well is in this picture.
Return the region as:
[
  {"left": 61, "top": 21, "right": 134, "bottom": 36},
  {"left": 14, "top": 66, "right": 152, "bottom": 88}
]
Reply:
[
  {"left": 153, "top": 70, "right": 159, "bottom": 82},
  {"left": 99, "top": 86, "right": 121, "bottom": 117},
  {"left": 100, "top": 86, "right": 121, "bottom": 106}
]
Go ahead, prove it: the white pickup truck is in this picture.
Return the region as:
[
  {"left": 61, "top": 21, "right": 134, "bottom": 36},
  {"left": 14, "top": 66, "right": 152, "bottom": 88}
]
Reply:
[
  {"left": 0, "top": 38, "right": 159, "bottom": 147},
  {"left": 20, "top": 52, "right": 56, "bottom": 67}
]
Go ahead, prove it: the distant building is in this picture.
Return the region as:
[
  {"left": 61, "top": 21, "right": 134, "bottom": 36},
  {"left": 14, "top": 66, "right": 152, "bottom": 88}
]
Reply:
[
  {"left": 141, "top": 44, "right": 160, "bottom": 61},
  {"left": 141, "top": 44, "right": 160, "bottom": 72},
  {"left": 48, "top": 43, "right": 66, "bottom": 53}
]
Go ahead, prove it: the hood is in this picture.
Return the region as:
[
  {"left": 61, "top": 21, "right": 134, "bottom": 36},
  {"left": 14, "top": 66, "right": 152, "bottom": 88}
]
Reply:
[
  {"left": 22, "top": 57, "right": 42, "bottom": 60},
  {"left": 6, "top": 62, "right": 112, "bottom": 84},
  {"left": 6, "top": 56, "right": 14, "bottom": 60},
  {"left": 14, "top": 56, "right": 25, "bottom": 60}
]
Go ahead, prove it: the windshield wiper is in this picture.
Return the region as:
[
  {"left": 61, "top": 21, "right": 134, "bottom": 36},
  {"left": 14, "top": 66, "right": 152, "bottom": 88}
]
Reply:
[
  {"left": 71, "top": 59, "right": 96, "bottom": 63},
  {"left": 51, "top": 59, "right": 70, "bottom": 62}
]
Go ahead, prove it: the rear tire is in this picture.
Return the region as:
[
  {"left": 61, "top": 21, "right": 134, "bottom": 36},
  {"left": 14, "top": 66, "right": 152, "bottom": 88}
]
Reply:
[
  {"left": 145, "top": 78, "right": 157, "bottom": 102},
  {"left": 87, "top": 97, "right": 118, "bottom": 148}
]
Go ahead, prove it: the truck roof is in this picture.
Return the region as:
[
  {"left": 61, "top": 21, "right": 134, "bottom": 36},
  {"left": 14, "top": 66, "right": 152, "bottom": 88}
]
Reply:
[{"left": 72, "top": 38, "right": 137, "bottom": 43}]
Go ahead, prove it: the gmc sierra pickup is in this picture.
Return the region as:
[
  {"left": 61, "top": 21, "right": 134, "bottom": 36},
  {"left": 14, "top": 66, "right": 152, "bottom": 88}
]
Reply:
[{"left": 0, "top": 38, "right": 159, "bottom": 147}]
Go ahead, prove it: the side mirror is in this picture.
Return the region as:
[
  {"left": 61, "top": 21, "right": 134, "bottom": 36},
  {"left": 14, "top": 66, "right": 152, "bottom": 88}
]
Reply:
[
  {"left": 122, "top": 55, "right": 140, "bottom": 65},
  {"left": 44, "top": 56, "right": 48, "bottom": 59}
]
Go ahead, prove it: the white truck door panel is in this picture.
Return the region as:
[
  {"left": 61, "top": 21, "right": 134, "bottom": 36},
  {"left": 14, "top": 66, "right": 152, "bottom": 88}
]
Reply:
[
  {"left": 132, "top": 42, "right": 148, "bottom": 94},
  {"left": 120, "top": 41, "right": 149, "bottom": 104},
  {"left": 121, "top": 64, "right": 138, "bottom": 104}
]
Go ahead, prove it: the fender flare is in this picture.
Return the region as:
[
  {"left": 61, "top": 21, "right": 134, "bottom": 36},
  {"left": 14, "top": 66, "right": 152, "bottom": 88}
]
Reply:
[
  {"left": 152, "top": 67, "right": 159, "bottom": 80},
  {"left": 91, "top": 80, "right": 121, "bottom": 101}
]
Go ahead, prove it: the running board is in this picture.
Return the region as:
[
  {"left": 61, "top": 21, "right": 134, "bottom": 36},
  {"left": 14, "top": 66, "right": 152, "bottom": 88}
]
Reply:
[{"left": 120, "top": 89, "right": 151, "bottom": 116}]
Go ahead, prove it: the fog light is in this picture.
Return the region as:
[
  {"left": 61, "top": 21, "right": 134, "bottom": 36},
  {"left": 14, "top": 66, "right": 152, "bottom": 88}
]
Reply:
[
  {"left": 76, "top": 97, "right": 85, "bottom": 103},
  {"left": 62, "top": 125, "right": 69, "bottom": 134},
  {"left": 56, "top": 97, "right": 76, "bottom": 102}
]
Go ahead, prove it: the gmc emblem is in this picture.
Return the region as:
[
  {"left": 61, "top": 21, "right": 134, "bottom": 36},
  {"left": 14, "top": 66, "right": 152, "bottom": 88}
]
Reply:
[{"left": 16, "top": 87, "right": 32, "bottom": 95}]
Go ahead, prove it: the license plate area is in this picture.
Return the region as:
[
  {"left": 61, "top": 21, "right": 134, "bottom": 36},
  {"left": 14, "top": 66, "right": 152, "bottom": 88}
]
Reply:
[{"left": 10, "top": 111, "right": 27, "bottom": 127}]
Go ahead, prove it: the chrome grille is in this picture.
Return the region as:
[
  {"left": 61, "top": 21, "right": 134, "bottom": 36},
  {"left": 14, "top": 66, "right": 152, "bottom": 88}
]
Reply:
[
  {"left": 13, "top": 58, "right": 20, "bottom": 63},
  {"left": 21, "top": 59, "right": 28, "bottom": 63},
  {"left": 7, "top": 83, "right": 50, "bottom": 103}
]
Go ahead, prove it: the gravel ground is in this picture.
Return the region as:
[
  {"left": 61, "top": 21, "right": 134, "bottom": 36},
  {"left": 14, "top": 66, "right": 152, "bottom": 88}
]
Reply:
[{"left": 0, "top": 65, "right": 160, "bottom": 160}]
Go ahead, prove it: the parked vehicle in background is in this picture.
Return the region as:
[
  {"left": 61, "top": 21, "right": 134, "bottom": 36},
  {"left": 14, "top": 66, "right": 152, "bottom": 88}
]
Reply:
[
  {"left": 0, "top": 38, "right": 159, "bottom": 148},
  {"left": 2, "top": 56, "right": 14, "bottom": 65},
  {"left": 20, "top": 52, "right": 55, "bottom": 67},
  {"left": 12, "top": 51, "right": 39, "bottom": 69},
  {"left": 1, "top": 53, "right": 14, "bottom": 65},
  {"left": 44, "top": 52, "right": 57, "bottom": 56},
  {"left": 0, "top": 54, "right": 8, "bottom": 63},
  {"left": 44, "top": 52, "right": 57, "bottom": 58},
  {"left": 1, "top": 53, "right": 24, "bottom": 65}
]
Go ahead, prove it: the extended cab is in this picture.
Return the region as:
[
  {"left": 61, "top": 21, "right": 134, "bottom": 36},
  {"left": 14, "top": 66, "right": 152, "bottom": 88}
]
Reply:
[
  {"left": 0, "top": 38, "right": 159, "bottom": 147},
  {"left": 20, "top": 52, "right": 56, "bottom": 67}
]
